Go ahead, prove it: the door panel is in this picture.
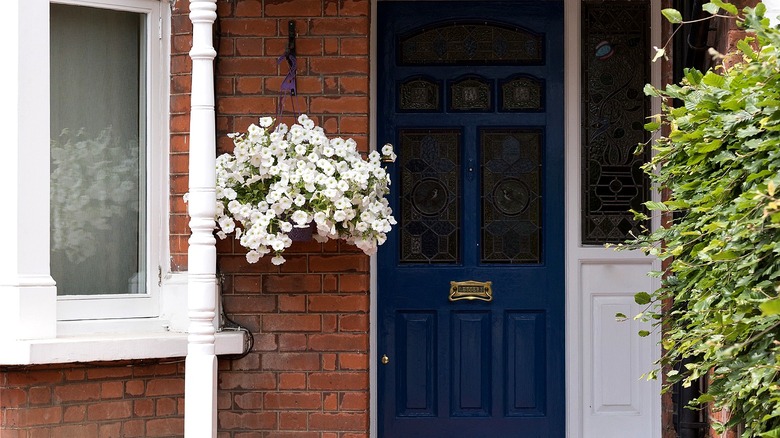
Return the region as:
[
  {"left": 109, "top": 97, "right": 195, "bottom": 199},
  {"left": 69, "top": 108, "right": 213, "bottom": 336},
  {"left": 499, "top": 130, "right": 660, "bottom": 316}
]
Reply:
[{"left": 378, "top": 2, "right": 564, "bottom": 437}]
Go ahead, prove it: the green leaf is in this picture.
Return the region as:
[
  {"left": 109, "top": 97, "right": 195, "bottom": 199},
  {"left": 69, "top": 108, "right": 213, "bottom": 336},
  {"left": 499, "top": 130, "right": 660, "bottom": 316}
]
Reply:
[
  {"left": 710, "top": 250, "right": 738, "bottom": 261},
  {"left": 661, "top": 8, "right": 683, "bottom": 23},
  {"left": 644, "top": 121, "right": 660, "bottom": 131},
  {"left": 761, "top": 427, "right": 780, "bottom": 438},
  {"left": 702, "top": 2, "right": 720, "bottom": 14},
  {"left": 760, "top": 298, "right": 780, "bottom": 316},
  {"left": 737, "top": 39, "right": 757, "bottom": 60},
  {"left": 710, "top": 0, "right": 738, "bottom": 15},
  {"left": 638, "top": 330, "right": 651, "bottom": 337},
  {"left": 634, "top": 292, "right": 652, "bottom": 305}
]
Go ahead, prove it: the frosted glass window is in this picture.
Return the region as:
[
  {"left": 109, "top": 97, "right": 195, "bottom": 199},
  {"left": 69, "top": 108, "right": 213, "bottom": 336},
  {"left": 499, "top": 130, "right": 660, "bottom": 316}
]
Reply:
[{"left": 50, "top": 3, "right": 147, "bottom": 296}]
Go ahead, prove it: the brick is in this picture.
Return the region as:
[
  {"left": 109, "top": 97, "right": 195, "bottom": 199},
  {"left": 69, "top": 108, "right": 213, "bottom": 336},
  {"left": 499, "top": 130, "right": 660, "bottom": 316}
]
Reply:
[
  {"left": 308, "top": 372, "right": 368, "bottom": 391},
  {"left": 310, "top": 17, "right": 369, "bottom": 35},
  {"left": 308, "top": 412, "right": 368, "bottom": 431},
  {"left": 339, "top": 274, "right": 370, "bottom": 293},
  {"left": 53, "top": 383, "right": 100, "bottom": 403},
  {"left": 278, "top": 295, "right": 307, "bottom": 312},
  {"left": 323, "top": 353, "right": 337, "bottom": 371},
  {"left": 50, "top": 424, "right": 98, "bottom": 437},
  {"left": 279, "top": 411, "right": 307, "bottom": 430},
  {"left": 220, "top": 372, "right": 277, "bottom": 390},
  {"left": 28, "top": 386, "right": 51, "bottom": 405},
  {"left": 1, "top": 388, "right": 27, "bottom": 407},
  {"left": 308, "top": 295, "right": 369, "bottom": 313},
  {"left": 218, "top": 96, "right": 277, "bottom": 115},
  {"left": 339, "top": 314, "right": 368, "bottom": 332},
  {"left": 223, "top": 295, "right": 277, "bottom": 313},
  {"left": 265, "top": 0, "right": 322, "bottom": 16},
  {"left": 146, "top": 417, "right": 184, "bottom": 437},
  {"left": 322, "top": 314, "right": 337, "bottom": 333},
  {"left": 323, "top": 392, "right": 338, "bottom": 411},
  {"left": 63, "top": 405, "right": 86, "bottom": 423},
  {"left": 262, "top": 353, "right": 320, "bottom": 371},
  {"left": 323, "top": 274, "right": 338, "bottom": 293},
  {"left": 339, "top": 0, "right": 369, "bottom": 16},
  {"left": 5, "top": 371, "right": 63, "bottom": 386},
  {"left": 339, "top": 353, "right": 369, "bottom": 370},
  {"left": 278, "top": 333, "right": 308, "bottom": 352},
  {"left": 11, "top": 406, "right": 63, "bottom": 427},
  {"left": 263, "top": 314, "right": 321, "bottom": 332},
  {"left": 309, "top": 254, "right": 369, "bottom": 272},
  {"left": 155, "top": 397, "right": 178, "bottom": 416},
  {"left": 122, "top": 419, "right": 145, "bottom": 437},
  {"left": 101, "top": 381, "right": 124, "bottom": 399},
  {"left": 278, "top": 373, "right": 306, "bottom": 390},
  {"left": 310, "top": 58, "right": 368, "bottom": 75},
  {"left": 99, "top": 422, "right": 122, "bottom": 438},
  {"left": 145, "top": 378, "right": 184, "bottom": 397},
  {"left": 219, "top": 19, "right": 278, "bottom": 38},
  {"left": 254, "top": 333, "right": 279, "bottom": 351},
  {"left": 264, "top": 392, "right": 322, "bottom": 410},
  {"left": 234, "top": 392, "right": 263, "bottom": 410},
  {"left": 263, "top": 275, "right": 322, "bottom": 294},
  {"left": 87, "top": 401, "right": 132, "bottom": 421},
  {"left": 234, "top": 0, "right": 262, "bottom": 17},
  {"left": 134, "top": 398, "right": 155, "bottom": 417},
  {"left": 63, "top": 369, "right": 85, "bottom": 381},
  {"left": 231, "top": 353, "right": 261, "bottom": 371},
  {"left": 340, "top": 392, "right": 368, "bottom": 410},
  {"left": 125, "top": 380, "right": 145, "bottom": 397},
  {"left": 265, "top": 432, "right": 319, "bottom": 438},
  {"left": 219, "top": 412, "right": 277, "bottom": 430}
]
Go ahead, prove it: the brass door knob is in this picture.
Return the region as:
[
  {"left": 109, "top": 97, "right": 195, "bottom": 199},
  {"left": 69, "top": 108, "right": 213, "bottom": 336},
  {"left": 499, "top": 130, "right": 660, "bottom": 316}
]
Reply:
[{"left": 381, "top": 354, "right": 389, "bottom": 365}]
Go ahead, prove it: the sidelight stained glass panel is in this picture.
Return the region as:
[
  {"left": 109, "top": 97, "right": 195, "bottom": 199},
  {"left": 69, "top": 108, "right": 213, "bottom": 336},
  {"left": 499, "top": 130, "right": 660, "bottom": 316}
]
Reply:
[
  {"left": 481, "top": 129, "right": 542, "bottom": 264},
  {"left": 400, "top": 129, "right": 461, "bottom": 263},
  {"left": 581, "top": 1, "right": 651, "bottom": 244}
]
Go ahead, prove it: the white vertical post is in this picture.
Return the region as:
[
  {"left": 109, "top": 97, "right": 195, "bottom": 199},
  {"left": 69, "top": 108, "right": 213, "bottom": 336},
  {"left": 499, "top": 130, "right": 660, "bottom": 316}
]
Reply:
[
  {"left": 185, "top": 1, "right": 218, "bottom": 437},
  {"left": 0, "top": 0, "right": 58, "bottom": 342}
]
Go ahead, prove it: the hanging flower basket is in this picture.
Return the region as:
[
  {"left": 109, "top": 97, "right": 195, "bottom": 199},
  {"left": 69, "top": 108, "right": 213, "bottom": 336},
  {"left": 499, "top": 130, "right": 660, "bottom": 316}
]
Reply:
[{"left": 214, "top": 114, "right": 397, "bottom": 265}]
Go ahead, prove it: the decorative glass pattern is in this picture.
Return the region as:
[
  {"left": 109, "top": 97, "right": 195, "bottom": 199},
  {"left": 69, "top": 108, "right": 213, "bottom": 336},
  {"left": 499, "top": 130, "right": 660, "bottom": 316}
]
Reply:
[
  {"left": 400, "top": 22, "right": 543, "bottom": 65},
  {"left": 400, "top": 130, "right": 461, "bottom": 263},
  {"left": 400, "top": 77, "right": 440, "bottom": 111},
  {"left": 450, "top": 77, "right": 492, "bottom": 112},
  {"left": 500, "top": 76, "right": 543, "bottom": 111},
  {"left": 581, "top": 1, "right": 650, "bottom": 244},
  {"left": 481, "top": 129, "right": 542, "bottom": 264}
]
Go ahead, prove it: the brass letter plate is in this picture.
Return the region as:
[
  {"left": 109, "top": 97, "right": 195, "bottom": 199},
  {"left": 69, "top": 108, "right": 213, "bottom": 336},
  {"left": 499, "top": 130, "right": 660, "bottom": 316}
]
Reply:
[{"left": 449, "top": 280, "right": 493, "bottom": 302}]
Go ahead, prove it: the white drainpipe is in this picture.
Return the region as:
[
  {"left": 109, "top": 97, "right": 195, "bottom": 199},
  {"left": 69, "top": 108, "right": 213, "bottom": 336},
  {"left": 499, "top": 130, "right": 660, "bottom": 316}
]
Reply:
[{"left": 185, "top": 1, "right": 218, "bottom": 437}]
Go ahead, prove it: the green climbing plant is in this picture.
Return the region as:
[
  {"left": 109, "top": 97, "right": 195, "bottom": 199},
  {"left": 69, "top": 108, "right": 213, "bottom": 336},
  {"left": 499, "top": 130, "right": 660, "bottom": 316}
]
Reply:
[{"left": 619, "top": 2, "right": 780, "bottom": 436}]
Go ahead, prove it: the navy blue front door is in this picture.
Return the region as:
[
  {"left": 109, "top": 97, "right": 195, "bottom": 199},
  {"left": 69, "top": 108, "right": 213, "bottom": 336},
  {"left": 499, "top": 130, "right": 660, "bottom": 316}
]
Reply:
[{"left": 377, "top": 2, "right": 565, "bottom": 437}]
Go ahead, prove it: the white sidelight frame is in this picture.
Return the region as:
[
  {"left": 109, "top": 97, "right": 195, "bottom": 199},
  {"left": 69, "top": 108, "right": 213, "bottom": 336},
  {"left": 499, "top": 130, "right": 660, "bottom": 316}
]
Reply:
[{"left": 369, "top": 0, "right": 662, "bottom": 437}]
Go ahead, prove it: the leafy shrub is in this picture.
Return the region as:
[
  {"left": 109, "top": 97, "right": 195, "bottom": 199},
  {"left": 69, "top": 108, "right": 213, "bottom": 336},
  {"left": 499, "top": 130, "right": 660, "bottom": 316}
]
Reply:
[{"left": 622, "top": 3, "right": 780, "bottom": 436}]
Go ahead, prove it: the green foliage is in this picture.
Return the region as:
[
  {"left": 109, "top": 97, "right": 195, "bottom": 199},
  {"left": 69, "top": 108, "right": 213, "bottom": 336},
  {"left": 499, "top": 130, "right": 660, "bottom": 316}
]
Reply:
[{"left": 620, "top": 4, "right": 780, "bottom": 437}]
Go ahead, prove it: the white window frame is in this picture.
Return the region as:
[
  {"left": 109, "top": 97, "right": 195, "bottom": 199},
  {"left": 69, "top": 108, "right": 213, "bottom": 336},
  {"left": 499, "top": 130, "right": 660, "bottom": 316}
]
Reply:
[
  {"left": 0, "top": 0, "right": 244, "bottom": 364},
  {"left": 52, "top": 0, "right": 168, "bottom": 321}
]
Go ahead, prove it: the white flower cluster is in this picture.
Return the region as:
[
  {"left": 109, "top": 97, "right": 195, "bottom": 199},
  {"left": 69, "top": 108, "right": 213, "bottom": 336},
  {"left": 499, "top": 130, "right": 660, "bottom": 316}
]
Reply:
[{"left": 215, "top": 114, "right": 397, "bottom": 265}]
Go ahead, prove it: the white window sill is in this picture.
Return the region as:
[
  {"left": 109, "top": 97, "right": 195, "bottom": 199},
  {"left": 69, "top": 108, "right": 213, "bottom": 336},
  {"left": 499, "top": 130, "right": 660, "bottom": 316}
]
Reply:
[{"left": 0, "top": 329, "right": 245, "bottom": 365}]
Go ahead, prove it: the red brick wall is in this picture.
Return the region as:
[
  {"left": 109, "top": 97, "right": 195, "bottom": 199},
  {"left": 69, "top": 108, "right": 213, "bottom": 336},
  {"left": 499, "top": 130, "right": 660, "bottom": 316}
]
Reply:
[
  {"left": 212, "top": 1, "right": 371, "bottom": 436},
  {"left": 2, "top": 0, "right": 371, "bottom": 437},
  {"left": 0, "top": 361, "right": 185, "bottom": 437}
]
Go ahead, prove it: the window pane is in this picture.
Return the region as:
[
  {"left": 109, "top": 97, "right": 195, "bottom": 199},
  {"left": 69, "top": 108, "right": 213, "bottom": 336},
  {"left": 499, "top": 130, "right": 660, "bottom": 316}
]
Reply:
[{"left": 50, "top": 4, "right": 147, "bottom": 296}]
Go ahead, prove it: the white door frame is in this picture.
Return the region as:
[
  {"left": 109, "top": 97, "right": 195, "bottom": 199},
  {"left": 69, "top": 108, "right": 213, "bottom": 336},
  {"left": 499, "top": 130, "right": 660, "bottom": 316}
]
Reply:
[{"left": 369, "top": 1, "right": 663, "bottom": 436}]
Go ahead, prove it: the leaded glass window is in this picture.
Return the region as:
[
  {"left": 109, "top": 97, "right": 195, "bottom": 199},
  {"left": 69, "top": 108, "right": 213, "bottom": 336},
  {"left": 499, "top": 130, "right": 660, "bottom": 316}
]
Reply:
[{"left": 581, "top": 1, "right": 651, "bottom": 244}]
